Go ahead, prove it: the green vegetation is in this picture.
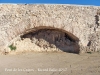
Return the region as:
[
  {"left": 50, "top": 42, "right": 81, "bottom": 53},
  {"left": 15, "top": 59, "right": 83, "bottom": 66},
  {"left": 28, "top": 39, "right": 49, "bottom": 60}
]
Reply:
[{"left": 8, "top": 44, "right": 16, "bottom": 51}]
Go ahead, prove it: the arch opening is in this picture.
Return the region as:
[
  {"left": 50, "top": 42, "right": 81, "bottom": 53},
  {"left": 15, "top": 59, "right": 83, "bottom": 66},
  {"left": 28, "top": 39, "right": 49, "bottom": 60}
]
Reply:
[{"left": 14, "top": 27, "right": 80, "bottom": 53}]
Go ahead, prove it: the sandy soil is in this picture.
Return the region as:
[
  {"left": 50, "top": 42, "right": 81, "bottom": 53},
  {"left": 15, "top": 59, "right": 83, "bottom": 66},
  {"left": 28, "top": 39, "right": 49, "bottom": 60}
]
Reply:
[{"left": 0, "top": 52, "right": 100, "bottom": 75}]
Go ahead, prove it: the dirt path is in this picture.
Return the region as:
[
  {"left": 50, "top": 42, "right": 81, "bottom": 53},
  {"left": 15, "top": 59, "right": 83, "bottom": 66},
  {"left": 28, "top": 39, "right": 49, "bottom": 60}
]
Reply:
[{"left": 0, "top": 52, "right": 100, "bottom": 75}]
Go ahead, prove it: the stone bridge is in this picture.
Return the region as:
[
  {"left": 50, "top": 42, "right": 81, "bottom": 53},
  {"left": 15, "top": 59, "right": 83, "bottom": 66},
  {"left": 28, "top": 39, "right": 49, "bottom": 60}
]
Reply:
[{"left": 0, "top": 4, "right": 100, "bottom": 53}]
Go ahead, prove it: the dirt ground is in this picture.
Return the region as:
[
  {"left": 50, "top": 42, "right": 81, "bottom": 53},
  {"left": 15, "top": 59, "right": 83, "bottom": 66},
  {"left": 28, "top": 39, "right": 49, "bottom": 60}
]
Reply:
[{"left": 0, "top": 52, "right": 100, "bottom": 75}]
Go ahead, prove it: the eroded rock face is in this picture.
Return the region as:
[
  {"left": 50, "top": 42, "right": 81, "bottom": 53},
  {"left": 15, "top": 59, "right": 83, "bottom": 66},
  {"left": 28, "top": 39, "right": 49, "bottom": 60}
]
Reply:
[{"left": 14, "top": 29, "right": 79, "bottom": 53}]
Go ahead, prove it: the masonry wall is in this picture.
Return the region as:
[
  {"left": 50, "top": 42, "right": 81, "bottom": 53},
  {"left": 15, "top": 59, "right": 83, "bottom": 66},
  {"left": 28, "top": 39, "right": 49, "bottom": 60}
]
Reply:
[{"left": 0, "top": 4, "right": 100, "bottom": 53}]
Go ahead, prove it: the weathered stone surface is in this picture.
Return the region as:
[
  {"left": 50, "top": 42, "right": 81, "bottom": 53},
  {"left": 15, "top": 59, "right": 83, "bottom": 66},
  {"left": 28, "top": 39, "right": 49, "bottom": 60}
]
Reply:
[{"left": 0, "top": 4, "right": 100, "bottom": 53}]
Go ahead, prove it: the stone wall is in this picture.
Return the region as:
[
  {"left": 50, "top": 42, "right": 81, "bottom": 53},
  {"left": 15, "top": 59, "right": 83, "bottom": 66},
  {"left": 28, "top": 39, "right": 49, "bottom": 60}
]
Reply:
[{"left": 0, "top": 4, "right": 100, "bottom": 53}]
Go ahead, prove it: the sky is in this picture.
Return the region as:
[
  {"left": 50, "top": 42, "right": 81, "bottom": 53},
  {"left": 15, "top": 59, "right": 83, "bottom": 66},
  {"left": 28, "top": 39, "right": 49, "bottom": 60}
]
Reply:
[{"left": 0, "top": 0, "right": 100, "bottom": 6}]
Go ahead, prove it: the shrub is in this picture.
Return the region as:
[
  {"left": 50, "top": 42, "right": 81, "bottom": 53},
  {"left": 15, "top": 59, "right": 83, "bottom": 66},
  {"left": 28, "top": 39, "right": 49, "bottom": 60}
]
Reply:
[{"left": 8, "top": 44, "right": 16, "bottom": 51}]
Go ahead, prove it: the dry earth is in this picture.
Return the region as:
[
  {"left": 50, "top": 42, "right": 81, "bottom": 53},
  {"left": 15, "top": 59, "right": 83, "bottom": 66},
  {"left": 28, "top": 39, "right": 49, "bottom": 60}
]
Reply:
[{"left": 0, "top": 52, "right": 100, "bottom": 75}]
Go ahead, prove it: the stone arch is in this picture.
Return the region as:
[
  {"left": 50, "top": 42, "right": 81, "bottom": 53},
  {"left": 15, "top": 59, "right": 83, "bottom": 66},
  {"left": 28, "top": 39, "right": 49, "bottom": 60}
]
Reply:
[
  {"left": 21, "top": 26, "right": 79, "bottom": 41},
  {"left": 13, "top": 26, "right": 80, "bottom": 53}
]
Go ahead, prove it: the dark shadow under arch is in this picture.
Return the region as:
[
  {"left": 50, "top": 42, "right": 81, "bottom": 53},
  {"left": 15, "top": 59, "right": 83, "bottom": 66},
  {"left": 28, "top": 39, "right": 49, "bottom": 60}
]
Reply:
[{"left": 20, "top": 26, "right": 80, "bottom": 54}]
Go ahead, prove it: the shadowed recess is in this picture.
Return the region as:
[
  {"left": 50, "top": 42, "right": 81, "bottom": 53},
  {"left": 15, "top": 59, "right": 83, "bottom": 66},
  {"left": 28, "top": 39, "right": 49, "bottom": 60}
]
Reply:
[{"left": 18, "top": 27, "right": 80, "bottom": 53}]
